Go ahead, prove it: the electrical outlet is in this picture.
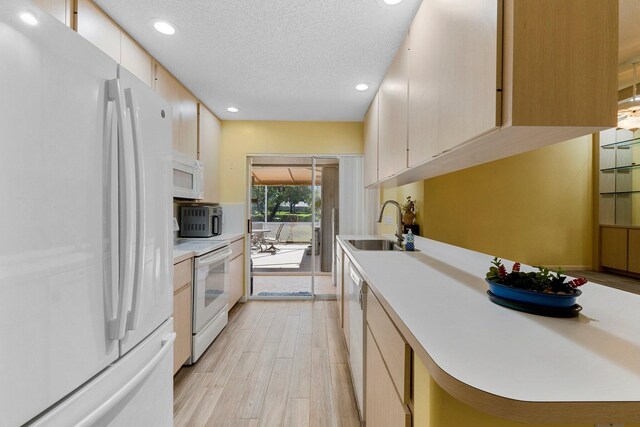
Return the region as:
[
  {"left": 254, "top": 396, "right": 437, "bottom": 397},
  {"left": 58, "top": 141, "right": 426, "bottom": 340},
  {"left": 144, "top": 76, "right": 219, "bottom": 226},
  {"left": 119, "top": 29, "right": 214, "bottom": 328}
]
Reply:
[
  {"left": 595, "top": 424, "right": 624, "bottom": 427},
  {"left": 383, "top": 215, "right": 393, "bottom": 225}
]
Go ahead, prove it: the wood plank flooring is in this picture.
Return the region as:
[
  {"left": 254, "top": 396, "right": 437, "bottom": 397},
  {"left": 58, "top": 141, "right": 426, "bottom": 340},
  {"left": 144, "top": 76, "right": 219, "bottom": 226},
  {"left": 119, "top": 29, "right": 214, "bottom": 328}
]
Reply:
[
  {"left": 174, "top": 301, "right": 361, "bottom": 427},
  {"left": 566, "top": 269, "right": 640, "bottom": 295}
]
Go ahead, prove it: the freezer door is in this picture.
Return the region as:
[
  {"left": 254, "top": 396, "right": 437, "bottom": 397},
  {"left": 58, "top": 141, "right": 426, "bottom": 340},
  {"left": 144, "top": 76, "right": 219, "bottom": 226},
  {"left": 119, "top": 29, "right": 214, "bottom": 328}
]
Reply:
[
  {"left": 0, "top": 2, "right": 120, "bottom": 426},
  {"left": 117, "top": 66, "right": 173, "bottom": 355},
  {"left": 28, "top": 319, "right": 175, "bottom": 427}
]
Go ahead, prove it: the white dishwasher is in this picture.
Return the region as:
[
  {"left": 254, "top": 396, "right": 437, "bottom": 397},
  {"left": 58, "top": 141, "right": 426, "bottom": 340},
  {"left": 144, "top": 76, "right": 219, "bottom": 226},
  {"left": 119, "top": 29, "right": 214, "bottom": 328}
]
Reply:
[{"left": 348, "top": 264, "right": 366, "bottom": 421}]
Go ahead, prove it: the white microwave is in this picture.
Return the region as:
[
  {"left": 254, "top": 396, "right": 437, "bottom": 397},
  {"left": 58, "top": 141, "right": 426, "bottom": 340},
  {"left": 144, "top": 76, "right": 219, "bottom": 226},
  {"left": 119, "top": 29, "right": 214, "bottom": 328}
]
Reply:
[{"left": 172, "top": 152, "right": 204, "bottom": 200}]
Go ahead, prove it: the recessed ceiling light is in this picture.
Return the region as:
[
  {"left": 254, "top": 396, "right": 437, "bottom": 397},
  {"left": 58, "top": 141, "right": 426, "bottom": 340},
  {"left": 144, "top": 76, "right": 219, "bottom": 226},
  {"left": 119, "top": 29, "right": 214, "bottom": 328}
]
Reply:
[
  {"left": 20, "top": 12, "right": 38, "bottom": 26},
  {"left": 227, "top": 107, "right": 239, "bottom": 113},
  {"left": 355, "top": 83, "right": 369, "bottom": 92},
  {"left": 153, "top": 21, "right": 175, "bottom": 35},
  {"left": 383, "top": 0, "right": 404, "bottom": 4}
]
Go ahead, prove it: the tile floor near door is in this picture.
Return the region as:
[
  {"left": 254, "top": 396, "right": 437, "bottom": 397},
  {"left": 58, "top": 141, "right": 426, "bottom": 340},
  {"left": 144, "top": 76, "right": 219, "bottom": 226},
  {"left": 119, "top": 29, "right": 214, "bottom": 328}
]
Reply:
[
  {"left": 252, "top": 275, "right": 336, "bottom": 296},
  {"left": 173, "top": 300, "right": 360, "bottom": 427}
]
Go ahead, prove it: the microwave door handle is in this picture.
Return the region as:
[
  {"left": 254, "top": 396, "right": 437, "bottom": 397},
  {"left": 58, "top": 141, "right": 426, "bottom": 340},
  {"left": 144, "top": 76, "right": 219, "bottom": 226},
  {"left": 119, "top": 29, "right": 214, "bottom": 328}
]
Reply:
[
  {"left": 104, "top": 86, "right": 119, "bottom": 338},
  {"left": 195, "top": 161, "right": 203, "bottom": 199},
  {"left": 124, "top": 87, "right": 146, "bottom": 332}
]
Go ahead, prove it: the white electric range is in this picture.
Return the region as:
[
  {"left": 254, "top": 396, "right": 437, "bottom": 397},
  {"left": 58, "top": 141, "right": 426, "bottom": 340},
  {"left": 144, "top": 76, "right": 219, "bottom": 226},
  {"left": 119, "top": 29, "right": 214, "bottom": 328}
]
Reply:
[{"left": 174, "top": 239, "right": 231, "bottom": 363}]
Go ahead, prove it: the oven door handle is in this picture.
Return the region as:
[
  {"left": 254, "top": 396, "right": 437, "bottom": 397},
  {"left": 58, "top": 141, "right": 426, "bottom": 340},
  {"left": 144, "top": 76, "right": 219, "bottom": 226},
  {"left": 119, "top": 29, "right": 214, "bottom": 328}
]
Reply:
[{"left": 195, "top": 247, "right": 232, "bottom": 267}]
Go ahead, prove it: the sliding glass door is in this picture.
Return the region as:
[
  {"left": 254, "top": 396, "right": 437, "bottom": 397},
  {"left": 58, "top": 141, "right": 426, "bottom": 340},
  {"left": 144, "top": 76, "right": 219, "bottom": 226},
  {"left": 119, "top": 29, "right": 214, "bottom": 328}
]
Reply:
[{"left": 248, "top": 156, "right": 338, "bottom": 298}]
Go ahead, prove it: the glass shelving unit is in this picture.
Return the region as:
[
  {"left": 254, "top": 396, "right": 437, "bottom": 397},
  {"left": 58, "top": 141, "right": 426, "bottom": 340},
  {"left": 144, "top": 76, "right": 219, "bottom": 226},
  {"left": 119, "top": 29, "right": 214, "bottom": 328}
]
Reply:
[{"left": 600, "top": 133, "right": 640, "bottom": 226}]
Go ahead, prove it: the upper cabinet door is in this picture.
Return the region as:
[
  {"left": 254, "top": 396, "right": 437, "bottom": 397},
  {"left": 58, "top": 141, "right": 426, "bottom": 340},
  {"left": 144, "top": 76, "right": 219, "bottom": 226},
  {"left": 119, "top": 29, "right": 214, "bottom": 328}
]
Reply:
[
  {"left": 76, "top": 0, "right": 120, "bottom": 62},
  {"left": 154, "top": 63, "right": 181, "bottom": 153},
  {"left": 378, "top": 35, "right": 409, "bottom": 181},
  {"left": 32, "top": 0, "right": 71, "bottom": 26},
  {"left": 364, "top": 93, "right": 379, "bottom": 187},
  {"left": 408, "top": 0, "right": 499, "bottom": 167},
  {"left": 179, "top": 86, "right": 198, "bottom": 159},
  {"left": 121, "top": 34, "right": 153, "bottom": 87},
  {"left": 198, "top": 104, "right": 221, "bottom": 203}
]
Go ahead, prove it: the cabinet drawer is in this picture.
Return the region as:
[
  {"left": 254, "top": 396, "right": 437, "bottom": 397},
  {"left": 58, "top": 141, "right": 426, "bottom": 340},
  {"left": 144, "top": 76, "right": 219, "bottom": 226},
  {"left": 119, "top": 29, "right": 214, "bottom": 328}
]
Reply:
[
  {"left": 173, "top": 258, "right": 192, "bottom": 292},
  {"left": 230, "top": 238, "right": 244, "bottom": 259},
  {"left": 366, "top": 290, "right": 410, "bottom": 403},
  {"left": 365, "top": 327, "right": 411, "bottom": 427}
]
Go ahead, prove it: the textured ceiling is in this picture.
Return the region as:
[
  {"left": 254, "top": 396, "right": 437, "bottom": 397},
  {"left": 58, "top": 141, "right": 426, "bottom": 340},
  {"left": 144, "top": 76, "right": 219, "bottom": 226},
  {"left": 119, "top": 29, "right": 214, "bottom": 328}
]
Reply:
[{"left": 94, "top": 0, "right": 422, "bottom": 121}]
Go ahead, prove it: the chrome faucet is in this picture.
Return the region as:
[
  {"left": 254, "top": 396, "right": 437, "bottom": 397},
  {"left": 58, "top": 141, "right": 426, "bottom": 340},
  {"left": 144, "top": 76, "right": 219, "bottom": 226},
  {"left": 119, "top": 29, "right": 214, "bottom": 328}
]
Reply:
[{"left": 377, "top": 200, "right": 404, "bottom": 248}]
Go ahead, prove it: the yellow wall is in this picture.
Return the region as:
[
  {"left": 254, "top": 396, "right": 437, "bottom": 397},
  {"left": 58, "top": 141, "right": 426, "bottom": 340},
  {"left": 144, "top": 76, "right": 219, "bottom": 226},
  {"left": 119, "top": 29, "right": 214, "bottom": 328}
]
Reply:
[
  {"left": 219, "top": 121, "right": 364, "bottom": 204},
  {"left": 422, "top": 135, "right": 594, "bottom": 269},
  {"left": 413, "top": 357, "right": 639, "bottom": 427},
  {"left": 379, "top": 181, "right": 424, "bottom": 235}
]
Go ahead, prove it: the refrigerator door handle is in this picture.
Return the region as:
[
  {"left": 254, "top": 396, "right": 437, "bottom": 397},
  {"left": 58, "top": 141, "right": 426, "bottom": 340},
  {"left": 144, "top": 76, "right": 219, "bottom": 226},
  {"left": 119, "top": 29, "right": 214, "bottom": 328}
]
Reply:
[
  {"left": 124, "top": 87, "right": 146, "bottom": 332},
  {"left": 110, "top": 78, "right": 137, "bottom": 341},
  {"left": 75, "top": 332, "right": 176, "bottom": 427},
  {"left": 107, "top": 79, "right": 135, "bottom": 340},
  {"left": 104, "top": 92, "right": 119, "bottom": 337}
]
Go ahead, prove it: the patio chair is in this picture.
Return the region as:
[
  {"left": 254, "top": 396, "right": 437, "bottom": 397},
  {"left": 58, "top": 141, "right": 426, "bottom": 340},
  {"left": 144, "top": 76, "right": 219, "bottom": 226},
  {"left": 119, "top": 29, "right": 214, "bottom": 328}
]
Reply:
[{"left": 263, "top": 223, "right": 285, "bottom": 253}]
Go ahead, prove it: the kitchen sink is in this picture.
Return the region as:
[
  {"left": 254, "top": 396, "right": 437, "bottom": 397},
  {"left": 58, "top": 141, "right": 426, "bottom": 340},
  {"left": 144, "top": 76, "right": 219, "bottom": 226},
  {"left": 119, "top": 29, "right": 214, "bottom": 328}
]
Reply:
[{"left": 347, "top": 239, "right": 402, "bottom": 251}]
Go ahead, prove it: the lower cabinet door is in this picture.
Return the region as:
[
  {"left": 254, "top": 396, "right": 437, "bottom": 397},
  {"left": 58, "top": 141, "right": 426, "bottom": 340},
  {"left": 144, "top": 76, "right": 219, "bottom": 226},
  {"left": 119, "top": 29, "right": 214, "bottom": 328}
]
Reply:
[
  {"left": 336, "top": 248, "right": 343, "bottom": 328},
  {"left": 628, "top": 229, "right": 640, "bottom": 274},
  {"left": 229, "top": 255, "right": 243, "bottom": 308},
  {"left": 173, "top": 285, "right": 192, "bottom": 374},
  {"left": 366, "top": 327, "right": 411, "bottom": 427},
  {"left": 601, "top": 227, "right": 628, "bottom": 271}
]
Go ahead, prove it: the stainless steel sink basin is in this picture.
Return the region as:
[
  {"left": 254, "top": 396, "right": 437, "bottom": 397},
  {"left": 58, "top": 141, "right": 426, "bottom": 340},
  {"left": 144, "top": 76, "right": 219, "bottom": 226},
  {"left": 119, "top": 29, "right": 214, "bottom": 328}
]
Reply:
[{"left": 347, "top": 239, "right": 402, "bottom": 251}]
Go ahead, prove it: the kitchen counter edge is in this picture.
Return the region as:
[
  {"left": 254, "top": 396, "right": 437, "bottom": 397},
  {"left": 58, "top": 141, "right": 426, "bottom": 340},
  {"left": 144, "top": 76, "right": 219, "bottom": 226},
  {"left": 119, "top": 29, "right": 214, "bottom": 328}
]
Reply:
[{"left": 337, "top": 235, "right": 640, "bottom": 424}]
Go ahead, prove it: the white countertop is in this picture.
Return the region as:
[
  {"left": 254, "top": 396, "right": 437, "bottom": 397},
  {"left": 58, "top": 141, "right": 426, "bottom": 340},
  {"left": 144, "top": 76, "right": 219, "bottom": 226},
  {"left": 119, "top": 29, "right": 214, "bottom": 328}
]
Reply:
[
  {"left": 173, "top": 232, "right": 244, "bottom": 261},
  {"left": 338, "top": 235, "right": 640, "bottom": 404}
]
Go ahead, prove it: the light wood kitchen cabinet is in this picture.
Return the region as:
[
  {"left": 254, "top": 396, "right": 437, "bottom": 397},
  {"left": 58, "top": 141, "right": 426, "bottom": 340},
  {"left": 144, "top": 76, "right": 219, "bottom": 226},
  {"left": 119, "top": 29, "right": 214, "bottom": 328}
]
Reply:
[
  {"left": 408, "top": 0, "right": 498, "bottom": 167},
  {"left": 154, "top": 63, "right": 199, "bottom": 158},
  {"left": 154, "top": 63, "right": 182, "bottom": 153},
  {"left": 336, "top": 244, "right": 344, "bottom": 328},
  {"left": 364, "top": 93, "right": 379, "bottom": 188},
  {"left": 33, "top": 0, "right": 72, "bottom": 26},
  {"left": 173, "top": 258, "right": 193, "bottom": 374},
  {"left": 365, "top": 327, "right": 411, "bottom": 427},
  {"left": 179, "top": 86, "right": 199, "bottom": 159},
  {"left": 229, "top": 238, "right": 244, "bottom": 309},
  {"left": 378, "top": 34, "right": 409, "bottom": 181},
  {"left": 120, "top": 33, "right": 153, "bottom": 87},
  {"left": 76, "top": 0, "right": 120, "bottom": 62},
  {"left": 601, "top": 227, "right": 628, "bottom": 272},
  {"left": 76, "top": 1, "right": 153, "bottom": 87},
  {"left": 629, "top": 229, "right": 640, "bottom": 274},
  {"left": 342, "top": 257, "right": 351, "bottom": 352},
  {"left": 367, "top": 290, "right": 410, "bottom": 403},
  {"left": 198, "top": 104, "right": 222, "bottom": 203},
  {"left": 367, "top": 0, "right": 617, "bottom": 187}
]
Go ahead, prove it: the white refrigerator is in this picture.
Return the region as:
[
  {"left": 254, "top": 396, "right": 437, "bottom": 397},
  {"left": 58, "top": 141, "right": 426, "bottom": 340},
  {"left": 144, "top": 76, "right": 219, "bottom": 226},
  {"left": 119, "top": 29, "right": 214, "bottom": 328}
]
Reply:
[{"left": 0, "top": 1, "right": 175, "bottom": 425}]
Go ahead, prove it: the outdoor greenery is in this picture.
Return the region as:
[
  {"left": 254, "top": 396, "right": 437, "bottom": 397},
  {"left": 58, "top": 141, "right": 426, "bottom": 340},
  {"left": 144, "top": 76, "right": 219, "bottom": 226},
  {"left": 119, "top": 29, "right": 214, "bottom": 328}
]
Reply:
[{"left": 251, "top": 185, "right": 321, "bottom": 222}]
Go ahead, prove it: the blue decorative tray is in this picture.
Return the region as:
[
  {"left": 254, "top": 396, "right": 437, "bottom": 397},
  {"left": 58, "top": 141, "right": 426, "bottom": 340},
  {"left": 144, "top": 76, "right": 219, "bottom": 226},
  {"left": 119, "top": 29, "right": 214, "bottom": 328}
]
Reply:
[
  {"left": 485, "top": 279, "right": 581, "bottom": 308},
  {"left": 487, "top": 291, "right": 581, "bottom": 318}
]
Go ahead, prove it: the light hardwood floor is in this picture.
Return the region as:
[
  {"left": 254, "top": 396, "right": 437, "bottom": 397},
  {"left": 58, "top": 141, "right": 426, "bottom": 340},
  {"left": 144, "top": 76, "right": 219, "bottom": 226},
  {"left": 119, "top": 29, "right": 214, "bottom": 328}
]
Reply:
[
  {"left": 173, "top": 300, "right": 360, "bottom": 427},
  {"left": 566, "top": 270, "right": 640, "bottom": 295}
]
